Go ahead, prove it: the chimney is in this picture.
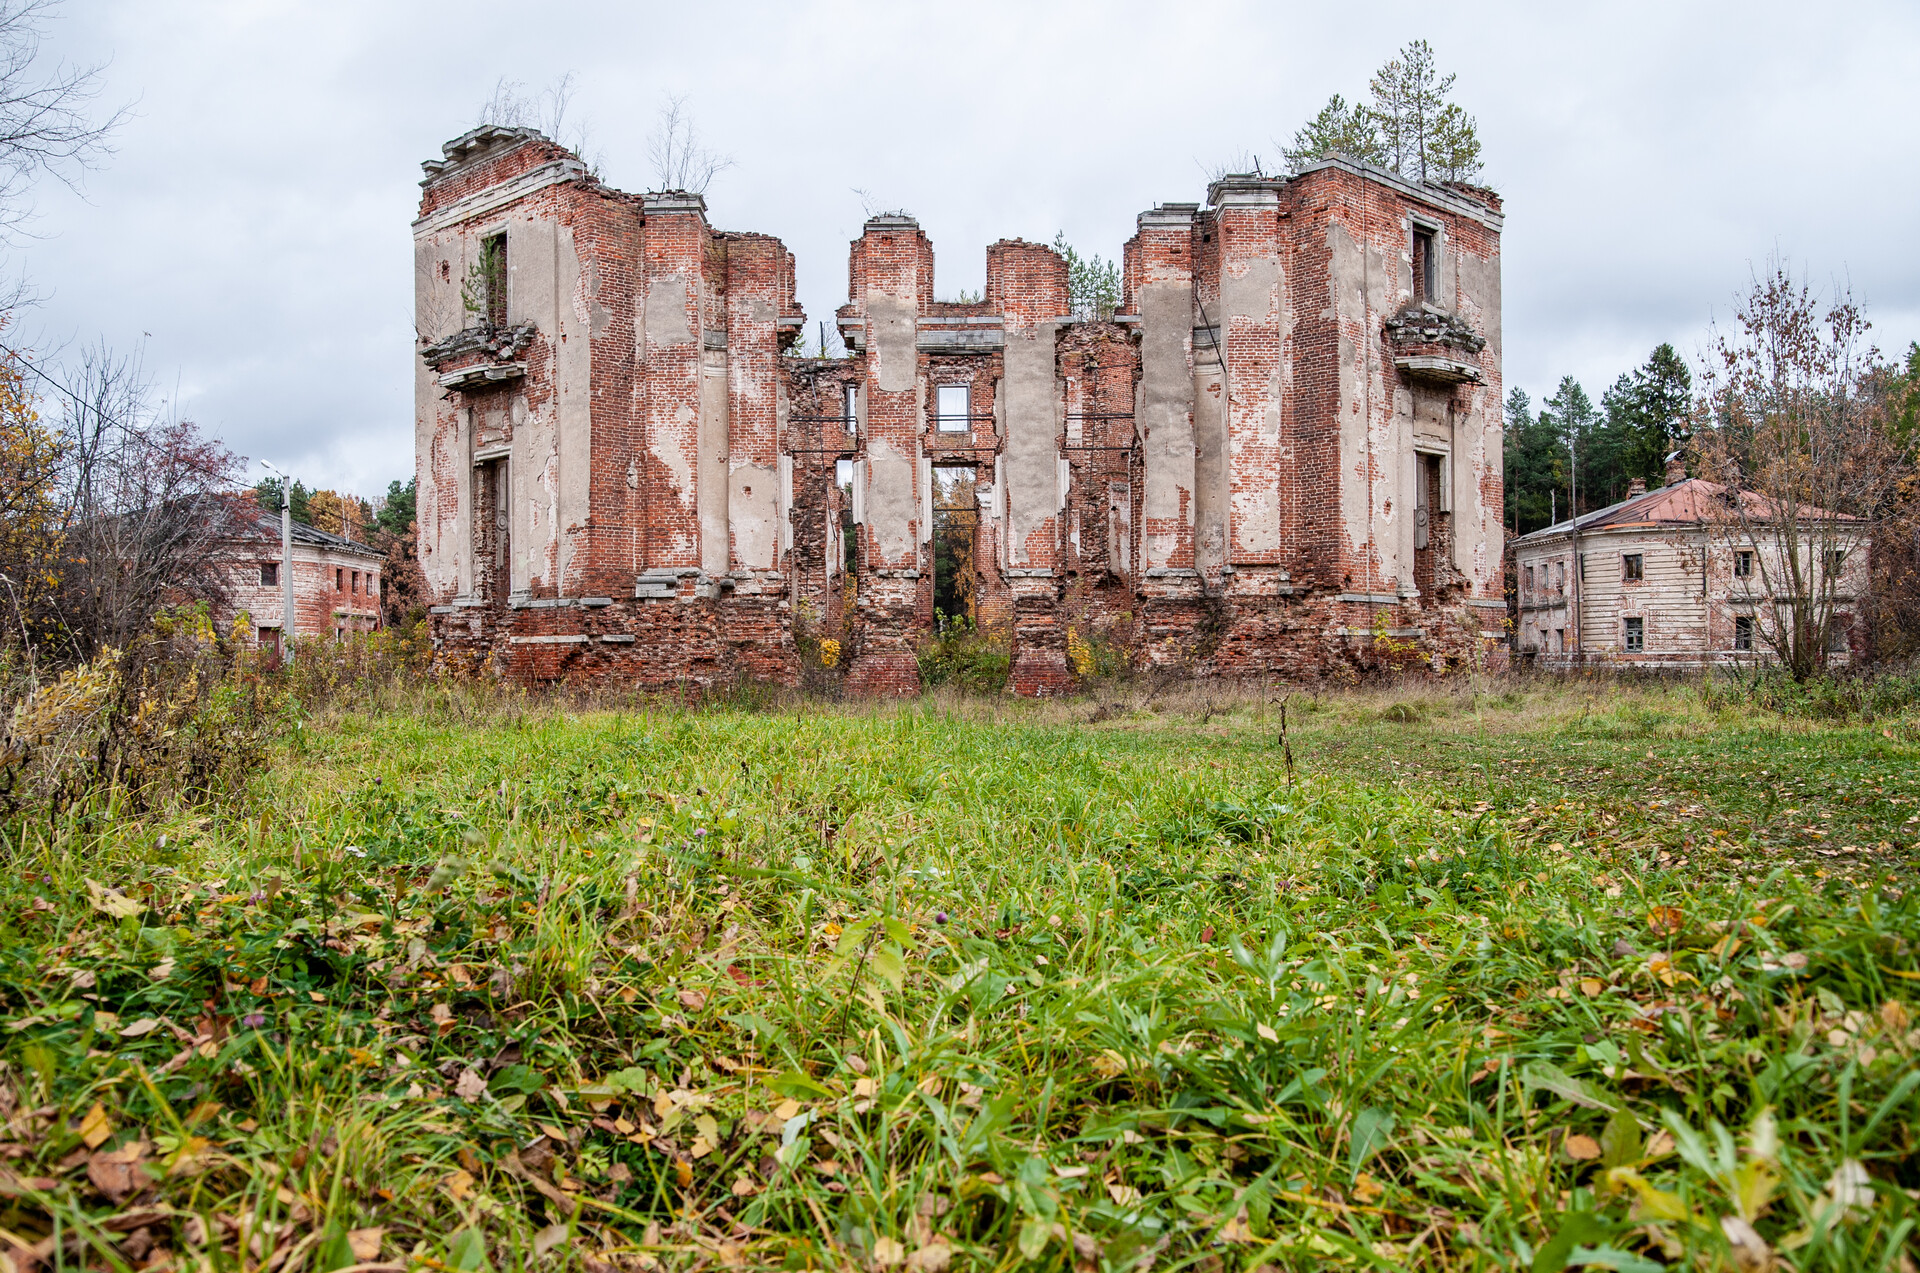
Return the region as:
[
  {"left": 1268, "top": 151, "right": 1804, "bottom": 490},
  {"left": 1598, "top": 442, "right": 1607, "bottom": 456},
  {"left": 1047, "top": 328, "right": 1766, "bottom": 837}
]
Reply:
[
  {"left": 1627, "top": 478, "right": 1647, "bottom": 499},
  {"left": 1665, "top": 455, "right": 1687, "bottom": 486}
]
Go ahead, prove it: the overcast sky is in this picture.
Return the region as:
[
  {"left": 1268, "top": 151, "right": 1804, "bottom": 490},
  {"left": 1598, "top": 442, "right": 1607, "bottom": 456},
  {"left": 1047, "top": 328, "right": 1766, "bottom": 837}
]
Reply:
[{"left": 12, "top": 0, "right": 1919, "bottom": 499}]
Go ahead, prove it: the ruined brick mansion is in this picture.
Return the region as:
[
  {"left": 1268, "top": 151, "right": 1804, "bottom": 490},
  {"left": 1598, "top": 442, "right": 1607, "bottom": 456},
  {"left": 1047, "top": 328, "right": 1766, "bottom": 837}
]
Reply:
[{"left": 414, "top": 126, "right": 1506, "bottom": 693}]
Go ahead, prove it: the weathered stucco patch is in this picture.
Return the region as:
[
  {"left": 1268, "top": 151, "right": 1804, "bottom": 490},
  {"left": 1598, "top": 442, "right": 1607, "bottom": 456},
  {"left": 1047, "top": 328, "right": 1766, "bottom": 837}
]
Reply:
[
  {"left": 866, "top": 438, "right": 917, "bottom": 565},
  {"left": 645, "top": 274, "right": 693, "bottom": 347},
  {"left": 869, "top": 293, "right": 916, "bottom": 394}
]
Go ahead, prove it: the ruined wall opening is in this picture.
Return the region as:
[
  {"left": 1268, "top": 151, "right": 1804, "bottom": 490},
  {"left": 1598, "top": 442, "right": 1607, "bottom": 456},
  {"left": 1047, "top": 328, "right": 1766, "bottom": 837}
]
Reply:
[
  {"left": 474, "top": 457, "right": 510, "bottom": 600},
  {"left": 1415, "top": 452, "right": 1451, "bottom": 598},
  {"left": 931, "top": 464, "right": 979, "bottom": 625}
]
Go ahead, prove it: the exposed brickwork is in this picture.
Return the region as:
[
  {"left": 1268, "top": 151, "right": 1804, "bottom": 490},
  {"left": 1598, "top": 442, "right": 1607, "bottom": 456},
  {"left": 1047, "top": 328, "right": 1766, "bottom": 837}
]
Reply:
[
  {"left": 414, "top": 131, "right": 1505, "bottom": 692},
  {"left": 217, "top": 513, "right": 385, "bottom": 652}
]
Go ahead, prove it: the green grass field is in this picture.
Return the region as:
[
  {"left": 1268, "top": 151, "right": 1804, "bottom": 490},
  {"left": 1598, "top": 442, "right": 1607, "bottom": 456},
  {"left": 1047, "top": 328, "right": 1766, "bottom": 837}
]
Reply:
[{"left": 2, "top": 681, "right": 1918, "bottom": 1272}]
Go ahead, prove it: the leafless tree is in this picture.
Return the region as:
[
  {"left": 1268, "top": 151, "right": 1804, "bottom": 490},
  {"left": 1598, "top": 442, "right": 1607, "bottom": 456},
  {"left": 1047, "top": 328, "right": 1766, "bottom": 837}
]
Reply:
[
  {"left": 1692, "top": 263, "right": 1907, "bottom": 680},
  {"left": 475, "top": 72, "right": 600, "bottom": 175},
  {"left": 647, "top": 93, "right": 732, "bottom": 194},
  {"left": 0, "top": 0, "right": 129, "bottom": 239},
  {"left": 47, "top": 342, "right": 244, "bottom": 658}
]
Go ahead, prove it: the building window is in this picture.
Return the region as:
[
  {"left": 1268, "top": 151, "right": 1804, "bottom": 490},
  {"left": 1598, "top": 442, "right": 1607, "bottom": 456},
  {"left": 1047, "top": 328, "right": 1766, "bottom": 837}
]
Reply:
[
  {"left": 843, "top": 384, "right": 858, "bottom": 437},
  {"left": 1554, "top": 628, "right": 1565, "bottom": 652},
  {"left": 1624, "top": 616, "right": 1644, "bottom": 652},
  {"left": 936, "top": 385, "right": 971, "bottom": 433},
  {"left": 1523, "top": 565, "right": 1534, "bottom": 592},
  {"left": 352, "top": 570, "right": 362, "bottom": 595},
  {"left": 1734, "top": 550, "right": 1753, "bottom": 578},
  {"left": 1412, "top": 228, "right": 1436, "bottom": 301},
  {"left": 367, "top": 575, "right": 377, "bottom": 596},
  {"left": 1623, "top": 553, "right": 1643, "bottom": 581},
  {"left": 1827, "top": 549, "right": 1846, "bottom": 576},
  {"left": 1829, "top": 618, "right": 1851, "bottom": 653},
  {"left": 260, "top": 562, "right": 278, "bottom": 586},
  {"left": 1554, "top": 561, "right": 1565, "bottom": 591},
  {"left": 1734, "top": 615, "right": 1753, "bottom": 651},
  {"left": 335, "top": 567, "right": 344, "bottom": 591}
]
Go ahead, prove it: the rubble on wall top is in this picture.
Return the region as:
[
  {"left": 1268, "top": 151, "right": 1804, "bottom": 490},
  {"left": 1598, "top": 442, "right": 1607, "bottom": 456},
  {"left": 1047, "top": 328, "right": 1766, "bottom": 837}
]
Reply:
[
  {"left": 421, "top": 125, "right": 548, "bottom": 181},
  {"left": 642, "top": 190, "right": 708, "bottom": 215},
  {"left": 863, "top": 213, "right": 920, "bottom": 231}
]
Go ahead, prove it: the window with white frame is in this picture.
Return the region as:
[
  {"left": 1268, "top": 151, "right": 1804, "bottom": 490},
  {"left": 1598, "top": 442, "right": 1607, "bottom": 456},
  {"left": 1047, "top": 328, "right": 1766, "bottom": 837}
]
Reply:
[{"left": 936, "top": 384, "right": 971, "bottom": 433}]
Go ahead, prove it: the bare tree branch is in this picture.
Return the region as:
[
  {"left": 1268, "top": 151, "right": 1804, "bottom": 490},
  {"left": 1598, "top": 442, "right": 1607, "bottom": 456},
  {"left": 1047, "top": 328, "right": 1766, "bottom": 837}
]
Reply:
[
  {"left": 647, "top": 93, "right": 732, "bottom": 195},
  {"left": 0, "top": 0, "right": 130, "bottom": 239}
]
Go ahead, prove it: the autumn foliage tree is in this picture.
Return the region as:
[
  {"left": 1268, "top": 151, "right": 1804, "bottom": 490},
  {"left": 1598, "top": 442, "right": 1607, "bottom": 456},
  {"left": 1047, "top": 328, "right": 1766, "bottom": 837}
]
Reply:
[{"left": 1691, "top": 266, "right": 1907, "bottom": 681}]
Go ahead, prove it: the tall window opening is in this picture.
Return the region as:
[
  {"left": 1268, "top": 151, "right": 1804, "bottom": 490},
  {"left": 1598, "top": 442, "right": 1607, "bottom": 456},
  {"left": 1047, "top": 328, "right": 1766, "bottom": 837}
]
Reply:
[
  {"left": 1412, "top": 228, "right": 1436, "bottom": 302},
  {"left": 477, "top": 233, "right": 507, "bottom": 329},
  {"left": 1624, "top": 616, "right": 1644, "bottom": 652},
  {"left": 1734, "top": 549, "right": 1753, "bottom": 579},
  {"left": 834, "top": 458, "right": 857, "bottom": 581},
  {"left": 931, "top": 465, "right": 978, "bottom": 624},
  {"left": 475, "top": 458, "right": 510, "bottom": 598},
  {"left": 1623, "top": 553, "right": 1643, "bottom": 581},
  {"left": 936, "top": 385, "right": 971, "bottom": 433},
  {"left": 259, "top": 562, "right": 278, "bottom": 587},
  {"left": 1734, "top": 615, "right": 1753, "bottom": 651},
  {"left": 843, "top": 384, "right": 858, "bottom": 438}
]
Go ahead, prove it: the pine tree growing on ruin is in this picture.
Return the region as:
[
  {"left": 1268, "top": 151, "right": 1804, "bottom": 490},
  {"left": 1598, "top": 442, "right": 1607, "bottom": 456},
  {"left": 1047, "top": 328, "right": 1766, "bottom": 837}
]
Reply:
[
  {"left": 1052, "top": 233, "right": 1120, "bottom": 322},
  {"left": 1282, "top": 94, "right": 1385, "bottom": 171},
  {"left": 1284, "top": 41, "right": 1482, "bottom": 183}
]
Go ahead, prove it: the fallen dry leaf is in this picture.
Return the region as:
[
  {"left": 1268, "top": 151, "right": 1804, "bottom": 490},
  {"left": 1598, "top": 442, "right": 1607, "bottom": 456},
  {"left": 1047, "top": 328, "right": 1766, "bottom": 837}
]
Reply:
[
  {"left": 872, "top": 1236, "right": 906, "bottom": 1267},
  {"left": 676, "top": 988, "right": 707, "bottom": 1011},
  {"left": 1352, "top": 1173, "right": 1384, "bottom": 1203},
  {"left": 906, "top": 1243, "right": 952, "bottom": 1272},
  {"left": 1564, "top": 1134, "right": 1602, "bottom": 1161},
  {"left": 87, "top": 1146, "right": 149, "bottom": 1203},
  {"left": 1216, "top": 1214, "right": 1255, "bottom": 1244},
  {"left": 1647, "top": 907, "right": 1684, "bottom": 936},
  {"left": 119, "top": 1018, "right": 162, "bottom": 1039},
  {"left": 78, "top": 1103, "right": 112, "bottom": 1150},
  {"left": 444, "top": 1168, "right": 474, "bottom": 1201},
  {"left": 348, "top": 1227, "right": 384, "bottom": 1260},
  {"left": 532, "top": 1224, "right": 568, "bottom": 1258},
  {"left": 454, "top": 1069, "right": 487, "bottom": 1102}
]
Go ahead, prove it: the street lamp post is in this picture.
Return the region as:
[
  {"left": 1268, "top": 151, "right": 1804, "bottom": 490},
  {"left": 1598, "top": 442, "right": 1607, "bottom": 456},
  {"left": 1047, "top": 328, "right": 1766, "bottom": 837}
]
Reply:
[
  {"left": 1567, "top": 431, "right": 1581, "bottom": 659},
  {"left": 260, "top": 461, "right": 295, "bottom": 663}
]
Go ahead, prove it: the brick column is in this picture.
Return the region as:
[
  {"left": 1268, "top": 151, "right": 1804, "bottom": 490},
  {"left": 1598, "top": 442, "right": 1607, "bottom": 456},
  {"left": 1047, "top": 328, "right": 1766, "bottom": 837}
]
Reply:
[{"left": 845, "top": 215, "right": 932, "bottom": 695}]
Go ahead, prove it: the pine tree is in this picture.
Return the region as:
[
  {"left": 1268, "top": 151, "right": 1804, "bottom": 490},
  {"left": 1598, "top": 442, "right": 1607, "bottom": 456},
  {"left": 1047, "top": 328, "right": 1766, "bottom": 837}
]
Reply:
[
  {"left": 1281, "top": 94, "right": 1384, "bottom": 170},
  {"left": 1600, "top": 344, "right": 1693, "bottom": 493},
  {"left": 1503, "top": 387, "right": 1566, "bottom": 535},
  {"left": 1051, "top": 233, "right": 1120, "bottom": 322},
  {"left": 1284, "top": 41, "right": 1483, "bottom": 183},
  {"left": 1542, "top": 377, "right": 1602, "bottom": 513}
]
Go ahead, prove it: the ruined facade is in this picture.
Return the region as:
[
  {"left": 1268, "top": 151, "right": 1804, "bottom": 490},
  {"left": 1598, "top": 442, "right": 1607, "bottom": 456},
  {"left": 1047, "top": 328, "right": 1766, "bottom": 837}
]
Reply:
[{"left": 414, "top": 126, "right": 1506, "bottom": 692}]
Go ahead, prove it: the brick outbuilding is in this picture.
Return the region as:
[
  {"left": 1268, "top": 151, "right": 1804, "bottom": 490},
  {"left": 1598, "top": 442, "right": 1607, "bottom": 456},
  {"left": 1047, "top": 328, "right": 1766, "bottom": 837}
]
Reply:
[
  {"left": 413, "top": 126, "right": 1507, "bottom": 691},
  {"left": 219, "top": 509, "right": 384, "bottom": 655}
]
